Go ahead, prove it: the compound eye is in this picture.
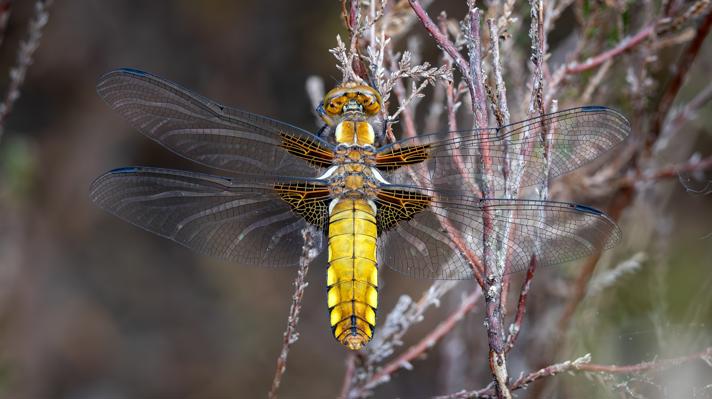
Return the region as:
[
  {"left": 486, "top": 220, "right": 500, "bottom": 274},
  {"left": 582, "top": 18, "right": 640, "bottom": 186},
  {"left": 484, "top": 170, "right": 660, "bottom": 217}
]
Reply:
[
  {"left": 322, "top": 84, "right": 382, "bottom": 116},
  {"left": 324, "top": 95, "right": 347, "bottom": 116},
  {"left": 356, "top": 93, "right": 381, "bottom": 115}
]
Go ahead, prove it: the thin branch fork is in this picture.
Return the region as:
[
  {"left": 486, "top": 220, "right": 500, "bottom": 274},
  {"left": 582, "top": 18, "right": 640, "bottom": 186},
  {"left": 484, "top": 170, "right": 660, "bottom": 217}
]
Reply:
[
  {"left": 408, "top": 0, "right": 488, "bottom": 122},
  {"left": 651, "top": 7, "right": 712, "bottom": 145},
  {"left": 408, "top": 0, "right": 471, "bottom": 84},
  {"left": 457, "top": 346, "right": 712, "bottom": 398},
  {"left": 563, "top": 24, "right": 655, "bottom": 75},
  {"left": 360, "top": 288, "right": 483, "bottom": 392},
  {"left": 545, "top": 22, "right": 655, "bottom": 106},
  {"left": 268, "top": 227, "right": 318, "bottom": 399},
  {"left": 577, "top": 346, "right": 712, "bottom": 374},
  {"left": 503, "top": 256, "right": 537, "bottom": 353},
  {"left": 550, "top": 2, "right": 712, "bottom": 107},
  {"left": 615, "top": 154, "right": 712, "bottom": 188},
  {"left": 512, "top": 347, "right": 712, "bottom": 391}
]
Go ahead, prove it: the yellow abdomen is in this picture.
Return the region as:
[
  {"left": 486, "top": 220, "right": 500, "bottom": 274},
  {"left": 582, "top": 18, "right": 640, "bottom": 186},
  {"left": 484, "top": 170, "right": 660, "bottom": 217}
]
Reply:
[{"left": 327, "top": 199, "right": 378, "bottom": 350}]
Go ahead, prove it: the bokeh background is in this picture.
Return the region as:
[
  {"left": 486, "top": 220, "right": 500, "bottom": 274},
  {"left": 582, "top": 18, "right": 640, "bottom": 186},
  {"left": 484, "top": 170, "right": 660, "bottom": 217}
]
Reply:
[{"left": 0, "top": 1, "right": 710, "bottom": 398}]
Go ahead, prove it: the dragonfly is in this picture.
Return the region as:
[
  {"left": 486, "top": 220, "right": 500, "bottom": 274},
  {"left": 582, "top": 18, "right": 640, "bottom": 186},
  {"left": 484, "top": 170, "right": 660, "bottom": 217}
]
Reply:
[{"left": 90, "top": 68, "right": 629, "bottom": 350}]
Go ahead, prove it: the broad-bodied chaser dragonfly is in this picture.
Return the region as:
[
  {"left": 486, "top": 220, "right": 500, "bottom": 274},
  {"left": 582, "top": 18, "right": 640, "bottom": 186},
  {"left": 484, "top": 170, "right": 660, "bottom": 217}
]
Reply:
[{"left": 90, "top": 68, "right": 629, "bottom": 350}]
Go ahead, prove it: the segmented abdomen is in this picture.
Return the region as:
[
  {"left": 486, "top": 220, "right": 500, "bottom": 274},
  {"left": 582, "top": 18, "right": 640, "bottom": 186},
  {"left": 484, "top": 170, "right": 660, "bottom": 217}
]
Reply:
[{"left": 327, "top": 199, "right": 378, "bottom": 350}]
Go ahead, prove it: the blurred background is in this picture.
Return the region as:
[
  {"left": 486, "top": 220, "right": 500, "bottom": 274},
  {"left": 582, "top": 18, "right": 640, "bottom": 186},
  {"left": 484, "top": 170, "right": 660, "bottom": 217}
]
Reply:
[{"left": 0, "top": 1, "right": 710, "bottom": 398}]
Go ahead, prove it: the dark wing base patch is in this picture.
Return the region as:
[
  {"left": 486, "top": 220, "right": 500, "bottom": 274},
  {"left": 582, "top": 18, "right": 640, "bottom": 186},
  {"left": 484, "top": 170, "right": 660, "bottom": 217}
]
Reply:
[
  {"left": 274, "top": 182, "right": 331, "bottom": 230},
  {"left": 376, "top": 188, "right": 431, "bottom": 233},
  {"left": 280, "top": 132, "right": 334, "bottom": 169},
  {"left": 376, "top": 144, "right": 430, "bottom": 171}
]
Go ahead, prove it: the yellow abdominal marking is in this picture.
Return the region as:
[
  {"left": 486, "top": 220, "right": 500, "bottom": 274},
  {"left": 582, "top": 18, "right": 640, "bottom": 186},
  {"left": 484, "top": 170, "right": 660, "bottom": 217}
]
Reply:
[{"left": 327, "top": 199, "right": 378, "bottom": 350}]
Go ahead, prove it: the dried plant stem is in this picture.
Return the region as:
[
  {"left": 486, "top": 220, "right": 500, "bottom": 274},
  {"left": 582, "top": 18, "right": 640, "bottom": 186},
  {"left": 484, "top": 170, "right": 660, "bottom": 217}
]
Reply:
[
  {"left": 390, "top": 64, "right": 418, "bottom": 138},
  {"left": 268, "top": 227, "right": 318, "bottom": 399},
  {"left": 577, "top": 346, "right": 712, "bottom": 374},
  {"left": 339, "top": 353, "right": 357, "bottom": 399},
  {"left": 446, "top": 346, "right": 712, "bottom": 398},
  {"left": 361, "top": 288, "right": 482, "bottom": 392},
  {"left": 546, "top": 23, "right": 655, "bottom": 106},
  {"left": 463, "top": 6, "right": 510, "bottom": 398},
  {"left": 651, "top": 8, "right": 712, "bottom": 145},
  {"left": 408, "top": 0, "right": 471, "bottom": 84},
  {"left": 564, "top": 25, "right": 655, "bottom": 75},
  {"left": 0, "top": 0, "right": 53, "bottom": 144},
  {"left": 506, "top": 353, "right": 593, "bottom": 393},
  {"left": 666, "top": 79, "right": 712, "bottom": 131},
  {"left": 616, "top": 154, "right": 712, "bottom": 188},
  {"left": 342, "top": 287, "right": 482, "bottom": 398},
  {"left": 514, "top": 348, "right": 712, "bottom": 392},
  {"left": 503, "top": 256, "right": 537, "bottom": 353},
  {"left": 486, "top": 19, "right": 510, "bottom": 127},
  {"left": 556, "top": 252, "right": 602, "bottom": 335}
]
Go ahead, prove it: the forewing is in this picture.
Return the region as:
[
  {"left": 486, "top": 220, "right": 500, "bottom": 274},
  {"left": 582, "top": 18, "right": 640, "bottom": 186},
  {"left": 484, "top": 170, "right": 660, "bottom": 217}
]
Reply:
[
  {"left": 379, "top": 106, "right": 629, "bottom": 193},
  {"left": 90, "top": 167, "right": 326, "bottom": 267},
  {"left": 377, "top": 187, "right": 621, "bottom": 279},
  {"left": 97, "top": 68, "right": 332, "bottom": 177}
]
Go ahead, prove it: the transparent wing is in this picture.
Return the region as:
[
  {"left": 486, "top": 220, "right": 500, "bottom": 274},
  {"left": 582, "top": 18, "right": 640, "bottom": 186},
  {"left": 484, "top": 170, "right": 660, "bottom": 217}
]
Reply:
[
  {"left": 97, "top": 68, "right": 333, "bottom": 177},
  {"left": 89, "top": 167, "right": 326, "bottom": 267},
  {"left": 379, "top": 106, "right": 629, "bottom": 193},
  {"left": 378, "top": 186, "right": 621, "bottom": 279}
]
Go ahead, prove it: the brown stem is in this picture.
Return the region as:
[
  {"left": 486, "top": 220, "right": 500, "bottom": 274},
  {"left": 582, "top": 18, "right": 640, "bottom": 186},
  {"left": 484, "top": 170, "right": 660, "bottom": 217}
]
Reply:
[
  {"left": 577, "top": 346, "right": 712, "bottom": 373},
  {"left": 564, "top": 25, "right": 655, "bottom": 74},
  {"left": 615, "top": 155, "right": 712, "bottom": 189},
  {"left": 408, "top": 0, "right": 470, "bottom": 80},
  {"left": 503, "top": 256, "right": 537, "bottom": 353},
  {"left": 650, "top": 8, "right": 712, "bottom": 146}
]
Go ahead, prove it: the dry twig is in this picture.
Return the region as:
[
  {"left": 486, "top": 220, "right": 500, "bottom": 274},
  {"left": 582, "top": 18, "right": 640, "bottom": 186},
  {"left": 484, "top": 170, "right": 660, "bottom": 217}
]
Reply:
[
  {"left": 268, "top": 227, "right": 319, "bottom": 399},
  {"left": 0, "top": 0, "right": 54, "bottom": 144}
]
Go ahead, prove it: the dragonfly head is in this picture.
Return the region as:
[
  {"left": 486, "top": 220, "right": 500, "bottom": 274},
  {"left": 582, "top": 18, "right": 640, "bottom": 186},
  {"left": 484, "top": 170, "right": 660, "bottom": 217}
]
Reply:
[{"left": 319, "top": 82, "right": 382, "bottom": 126}]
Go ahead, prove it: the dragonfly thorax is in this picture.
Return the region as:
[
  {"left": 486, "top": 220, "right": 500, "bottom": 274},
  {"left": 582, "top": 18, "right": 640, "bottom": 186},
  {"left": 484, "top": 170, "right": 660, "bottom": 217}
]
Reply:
[
  {"left": 334, "top": 120, "right": 376, "bottom": 146},
  {"left": 326, "top": 162, "right": 381, "bottom": 200}
]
